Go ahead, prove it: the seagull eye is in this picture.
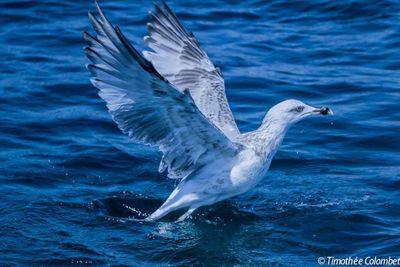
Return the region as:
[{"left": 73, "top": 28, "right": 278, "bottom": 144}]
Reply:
[{"left": 295, "top": 106, "right": 304, "bottom": 113}]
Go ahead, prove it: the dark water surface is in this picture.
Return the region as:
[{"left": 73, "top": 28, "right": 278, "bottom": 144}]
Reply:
[{"left": 1, "top": 0, "right": 400, "bottom": 266}]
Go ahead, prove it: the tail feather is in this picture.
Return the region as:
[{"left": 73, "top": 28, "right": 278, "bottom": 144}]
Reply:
[
  {"left": 146, "top": 206, "right": 176, "bottom": 221},
  {"left": 146, "top": 195, "right": 188, "bottom": 221}
]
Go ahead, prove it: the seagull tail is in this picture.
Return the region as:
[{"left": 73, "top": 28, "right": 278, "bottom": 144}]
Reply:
[
  {"left": 145, "top": 204, "right": 179, "bottom": 221},
  {"left": 145, "top": 208, "right": 168, "bottom": 221},
  {"left": 145, "top": 193, "right": 191, "bottom": 221},
  {"left": 146, "top": 185, "right": 197, "bottom": 221}
]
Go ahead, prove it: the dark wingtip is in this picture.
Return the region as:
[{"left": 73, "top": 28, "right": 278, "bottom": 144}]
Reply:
[
  {"left": 83, "top": 47, "right": 95, "bottom": 61},
  {"left": 86, "top": 63, "right": 96, "bottom": 72},
  {"left": 87, "top": 11, "right": 98, "bottom": 27},
  {"left": 82, "top": 30, "right": 89, "bottom": 39},
  {"left": 94, "top": 0, "right": 109, "bottom": 24},
  {"left": 82, "top": 31, "right": 90, "bottom": 47},
  {"left": 82, "top": 30, "right": 96, "bottom": 45},
  {"left": 152, "top": 0, "right": 163, "bottom": 11},
  {"left": 160, "top": 0, "right": 169, "bottom": 9}
]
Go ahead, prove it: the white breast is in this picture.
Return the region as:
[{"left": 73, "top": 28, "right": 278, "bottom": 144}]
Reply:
[{"left": 229, "top": 149, "right": 266, "bottom": 193}]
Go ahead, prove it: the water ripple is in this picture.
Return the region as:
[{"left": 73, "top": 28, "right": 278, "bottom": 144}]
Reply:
[{"left": 1, "top": 0, "right": 399, "bottom": 266}]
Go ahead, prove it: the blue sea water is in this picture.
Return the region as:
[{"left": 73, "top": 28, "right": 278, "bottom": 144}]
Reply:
[{"left": 1, "top": 0, "right": 400, "bottom": 266}]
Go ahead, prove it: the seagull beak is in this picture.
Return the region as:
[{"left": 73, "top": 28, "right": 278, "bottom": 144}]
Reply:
[{"left": 313, "top": 107, "right": 333, "bottom": 116}]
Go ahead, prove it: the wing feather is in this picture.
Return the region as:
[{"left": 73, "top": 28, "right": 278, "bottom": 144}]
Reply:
[
  {"left": 143, "top": 1, "right": 240, "bottom": 140},
  {"left": 84, "top": 1, "right": 239, "bottom": 179}
]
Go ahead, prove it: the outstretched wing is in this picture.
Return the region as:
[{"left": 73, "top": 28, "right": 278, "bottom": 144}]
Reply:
[
  {"left": 84, "top": 2, "right": 240, "bottom": 179},
  {"left": 143, "top": 1, "right": 240, "bottom": 140}
]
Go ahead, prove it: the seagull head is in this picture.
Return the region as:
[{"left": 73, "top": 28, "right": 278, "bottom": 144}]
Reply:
[{"left": 263, "top": 99, "right": 333, "bottom": 126}]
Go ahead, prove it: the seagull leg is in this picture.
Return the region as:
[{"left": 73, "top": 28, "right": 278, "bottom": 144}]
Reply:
[{"left": 176, "top": 207, "right": 197, "bottom": 222}]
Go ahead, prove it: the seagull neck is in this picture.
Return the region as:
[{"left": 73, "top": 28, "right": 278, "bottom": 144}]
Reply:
[{"left": 251, "top": 120, "right": 290, "bottom": 157}]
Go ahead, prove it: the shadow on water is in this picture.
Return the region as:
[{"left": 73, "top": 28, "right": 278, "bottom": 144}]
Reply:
[
  {"left": 92, "top": 193, "right": 163, "bottom": 220},
  {"left": 91, "top": 192, "right": 260, "bottom": 224}
]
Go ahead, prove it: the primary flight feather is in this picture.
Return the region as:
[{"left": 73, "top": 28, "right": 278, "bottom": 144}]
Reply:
[{"left": 84, "top": 0, "right": 332, "bottom": 221}]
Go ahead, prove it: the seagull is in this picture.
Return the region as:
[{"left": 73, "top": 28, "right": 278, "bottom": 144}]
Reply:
[{"left": 83, "top": 1, "right": 333, "bottom": 222}]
